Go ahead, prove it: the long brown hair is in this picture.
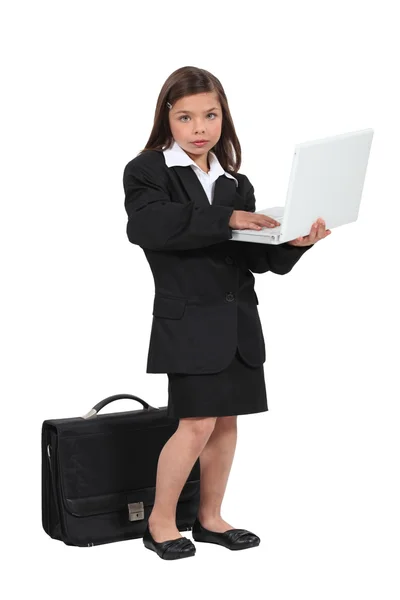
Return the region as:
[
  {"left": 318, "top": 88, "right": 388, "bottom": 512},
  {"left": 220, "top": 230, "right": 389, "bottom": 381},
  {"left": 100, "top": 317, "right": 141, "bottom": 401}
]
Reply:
[{"left": 138, "top": 66, "right": 242, "bottom": 173}]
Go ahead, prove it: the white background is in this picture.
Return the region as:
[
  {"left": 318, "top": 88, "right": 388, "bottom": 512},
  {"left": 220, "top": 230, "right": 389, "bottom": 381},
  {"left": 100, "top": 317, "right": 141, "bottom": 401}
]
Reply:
[{"left": 2, "top": 0, "right": 399, "bottom": 597}]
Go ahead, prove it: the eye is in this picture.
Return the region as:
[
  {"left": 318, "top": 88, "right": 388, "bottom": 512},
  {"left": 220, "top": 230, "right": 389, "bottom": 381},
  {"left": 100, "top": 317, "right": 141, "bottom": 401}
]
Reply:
[{"left": 179, "top": 112, "right": 218, "bottom": 122}]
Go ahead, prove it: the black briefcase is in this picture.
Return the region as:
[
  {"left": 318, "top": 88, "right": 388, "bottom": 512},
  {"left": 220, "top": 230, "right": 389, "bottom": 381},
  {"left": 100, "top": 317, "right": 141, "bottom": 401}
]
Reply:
[{"left": 41, "top": 394, "right": 200, "bottom": 547}]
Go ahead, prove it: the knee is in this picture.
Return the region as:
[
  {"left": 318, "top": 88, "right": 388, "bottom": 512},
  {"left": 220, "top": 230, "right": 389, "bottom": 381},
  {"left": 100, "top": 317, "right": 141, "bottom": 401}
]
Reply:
[
  {"left": 215, "top": 415, "right": 238, "bottom": 430},
  {"left": 178, "top": 416, "right": 217, "bottom": 441}
]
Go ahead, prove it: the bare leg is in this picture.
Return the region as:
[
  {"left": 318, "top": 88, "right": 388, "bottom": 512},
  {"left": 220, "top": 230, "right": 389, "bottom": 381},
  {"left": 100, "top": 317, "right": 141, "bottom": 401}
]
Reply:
[
  {"left": 197, "top": 415, "right": 238, "bottom": 532},
  {"left": 148, "top": 416, "right": 217, "bottom": 543}
]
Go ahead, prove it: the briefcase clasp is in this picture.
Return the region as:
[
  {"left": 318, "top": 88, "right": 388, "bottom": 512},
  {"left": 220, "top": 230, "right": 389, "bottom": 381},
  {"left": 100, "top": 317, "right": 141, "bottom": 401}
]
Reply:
[{"left": 128, "top": 502, "right": 144, "bottom": 521}]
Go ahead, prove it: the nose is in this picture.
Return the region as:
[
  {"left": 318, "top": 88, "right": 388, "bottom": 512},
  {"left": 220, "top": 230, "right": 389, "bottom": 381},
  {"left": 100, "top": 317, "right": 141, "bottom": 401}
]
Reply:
[{"left": 193, "top": 118, "right": 207, "bottom": 132}]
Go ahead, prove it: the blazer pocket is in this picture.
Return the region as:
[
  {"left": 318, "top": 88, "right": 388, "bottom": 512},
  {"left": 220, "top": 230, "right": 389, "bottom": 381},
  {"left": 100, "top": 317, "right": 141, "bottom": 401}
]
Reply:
[{"left": 152, "top": 295, "right": 187, "bottom": 319}]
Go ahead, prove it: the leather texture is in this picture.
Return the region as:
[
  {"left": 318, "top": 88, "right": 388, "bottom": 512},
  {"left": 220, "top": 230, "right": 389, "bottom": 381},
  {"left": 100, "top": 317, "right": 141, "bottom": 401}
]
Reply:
[
  {"left": 192, "top": 517, "right": 261, "bottom": 550},
  {"left": 143, "top": 524, "right": 196, "bottom": 560},
  {"left": 42, "top": 395, "right": 201, "bottom": 547},
  {"left": 123, "top": 149, "right": 313, "bottom": 374}
]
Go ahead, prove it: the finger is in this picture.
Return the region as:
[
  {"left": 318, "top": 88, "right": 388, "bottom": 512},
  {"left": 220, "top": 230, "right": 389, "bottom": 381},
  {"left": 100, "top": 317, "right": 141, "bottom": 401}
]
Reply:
[
  {"left": 248, "top": 223, "right": 263, "bottom": 230},
  {"left": 254, "top": 222, "right": 275, "bottom": 229},
  {"left": 255, "top": 222, "right": 274, "bottom": 229},
  {"left": 319, "top": 223, "right": 330, "bottom": 240},
  {"left": 309, "top": 221, "right": 318, "bottom": 242},
  {"left": 297, "top": 235, "right": 309, "bottom": 245},
  {"left": 259, "top": 217, "right": 280, "bottom": 227},
  {"left": 289, "top": 235, "right": 306, "bottom": 245}
]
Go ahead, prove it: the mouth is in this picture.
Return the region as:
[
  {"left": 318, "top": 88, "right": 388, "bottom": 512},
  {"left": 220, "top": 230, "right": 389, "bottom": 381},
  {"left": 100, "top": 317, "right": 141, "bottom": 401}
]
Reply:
[{"left": 192, "top": 140, "right": 208, "bottom": 146}]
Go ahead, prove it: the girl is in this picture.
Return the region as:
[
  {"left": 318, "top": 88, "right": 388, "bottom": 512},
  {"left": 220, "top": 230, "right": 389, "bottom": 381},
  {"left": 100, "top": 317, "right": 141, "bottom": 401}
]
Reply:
[{"left": 123, "top": 66, "right": 330, "bottom": 560}]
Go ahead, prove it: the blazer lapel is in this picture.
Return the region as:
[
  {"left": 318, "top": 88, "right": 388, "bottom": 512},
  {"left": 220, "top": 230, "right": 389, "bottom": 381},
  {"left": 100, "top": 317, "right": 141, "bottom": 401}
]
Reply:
[{"left": 173, "top": 166, "right": 244, "bottom": 210}]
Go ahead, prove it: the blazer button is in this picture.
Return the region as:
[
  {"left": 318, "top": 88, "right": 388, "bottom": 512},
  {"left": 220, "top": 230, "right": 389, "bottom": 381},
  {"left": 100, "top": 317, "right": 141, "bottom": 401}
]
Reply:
[
  {"left": 225, "top": 255, "right": 234, "bottom": 265},
  {"left": 225, "top": 292, "right": 235, "bottom": 302}
]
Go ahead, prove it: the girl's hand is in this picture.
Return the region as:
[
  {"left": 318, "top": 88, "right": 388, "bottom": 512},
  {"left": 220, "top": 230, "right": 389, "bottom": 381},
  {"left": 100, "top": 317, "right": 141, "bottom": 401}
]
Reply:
[
  {"left": 229, "top": 210, "right": 281, "bottom": 231},
  {"left": 287, "top": 218, "right": 331, "bottom": 246}
]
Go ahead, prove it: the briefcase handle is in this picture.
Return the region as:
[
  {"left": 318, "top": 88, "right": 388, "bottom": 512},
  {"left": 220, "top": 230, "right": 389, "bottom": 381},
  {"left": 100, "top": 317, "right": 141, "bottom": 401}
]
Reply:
[{"left": 81, "top": 393, "right": 159, "bottom": 419}]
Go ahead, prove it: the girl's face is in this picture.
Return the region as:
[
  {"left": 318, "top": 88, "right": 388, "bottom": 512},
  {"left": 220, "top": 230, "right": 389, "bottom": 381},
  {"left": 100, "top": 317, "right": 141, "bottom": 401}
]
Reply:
[{"left": 168, "top": 92, "right": 222, "bottom": 164}]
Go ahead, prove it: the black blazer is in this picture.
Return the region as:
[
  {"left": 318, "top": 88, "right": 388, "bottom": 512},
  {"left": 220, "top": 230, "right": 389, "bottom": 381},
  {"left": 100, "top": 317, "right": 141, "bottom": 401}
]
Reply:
[{"left": 123, "top": 149, "right": 313, "bottom": 374}]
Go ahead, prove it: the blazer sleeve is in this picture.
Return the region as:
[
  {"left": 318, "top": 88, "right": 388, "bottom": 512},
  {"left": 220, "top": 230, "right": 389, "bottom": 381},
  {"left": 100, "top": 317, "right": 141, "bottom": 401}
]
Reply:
[
  {"left": 123, "top": 162, "right": 235, "bottom": 251},
  {"left": 239, "top": 176, "right": 313, "bottom": 275}
]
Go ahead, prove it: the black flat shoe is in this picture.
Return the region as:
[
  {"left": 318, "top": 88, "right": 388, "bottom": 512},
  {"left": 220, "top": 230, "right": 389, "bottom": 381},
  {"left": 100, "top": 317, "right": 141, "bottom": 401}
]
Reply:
[
  {"left": 142, "top": 524, "right": 196, "bottom": 560},
  {"left": 192, "top": 517, "right": 261, "bottom": 550}
]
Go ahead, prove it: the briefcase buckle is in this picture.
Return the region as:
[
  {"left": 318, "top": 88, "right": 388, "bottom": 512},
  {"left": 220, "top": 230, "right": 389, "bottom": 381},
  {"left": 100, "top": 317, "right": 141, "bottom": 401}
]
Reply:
[{"left": 128, "top": 501, "right": 144, "bottom": 521}]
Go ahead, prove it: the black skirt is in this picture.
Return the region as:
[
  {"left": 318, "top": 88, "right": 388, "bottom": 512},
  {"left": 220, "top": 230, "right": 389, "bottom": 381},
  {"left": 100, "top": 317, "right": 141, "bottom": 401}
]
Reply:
[{"left": 166, "top": 347, "right": 268, "bottom": 418}]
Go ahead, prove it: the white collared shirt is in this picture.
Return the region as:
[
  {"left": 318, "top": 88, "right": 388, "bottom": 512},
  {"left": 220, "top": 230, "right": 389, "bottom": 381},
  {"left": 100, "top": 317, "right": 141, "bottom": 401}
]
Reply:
[{"left": 162, "top": 139, "right": 238, "bottom": 205}]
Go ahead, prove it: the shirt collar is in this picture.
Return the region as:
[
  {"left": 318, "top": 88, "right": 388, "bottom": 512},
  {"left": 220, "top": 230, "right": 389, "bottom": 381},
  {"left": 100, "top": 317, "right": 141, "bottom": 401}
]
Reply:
[{"left": 162, "top": 139, "right": 239, "bottom": 187}]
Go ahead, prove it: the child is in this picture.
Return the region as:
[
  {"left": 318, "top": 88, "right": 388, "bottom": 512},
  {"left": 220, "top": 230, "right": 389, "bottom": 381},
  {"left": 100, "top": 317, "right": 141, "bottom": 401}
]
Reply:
[{"left": 123, "top": 66, "right": 330, "bottom": 560}]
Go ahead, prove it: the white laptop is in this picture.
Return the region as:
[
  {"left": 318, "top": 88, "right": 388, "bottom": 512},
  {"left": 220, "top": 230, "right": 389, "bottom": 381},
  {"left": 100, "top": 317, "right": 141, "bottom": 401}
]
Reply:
[{"left": 230, "top": 128, "right": 374, "bottom": 245}]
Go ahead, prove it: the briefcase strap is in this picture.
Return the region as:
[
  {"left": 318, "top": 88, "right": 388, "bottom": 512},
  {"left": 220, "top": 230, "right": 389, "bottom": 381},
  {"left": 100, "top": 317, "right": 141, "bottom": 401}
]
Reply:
[{"left": 81, "top": 393, "right": 160, "bottom": 419}]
